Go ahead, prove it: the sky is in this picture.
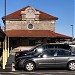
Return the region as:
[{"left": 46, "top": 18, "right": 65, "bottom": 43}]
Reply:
[{"left": 0, "top": 0, "right": 75, "bottom": 37}]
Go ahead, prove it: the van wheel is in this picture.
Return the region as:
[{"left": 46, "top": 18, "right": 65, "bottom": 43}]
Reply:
[
  {"left": 68, "top": 61, "right": 75, "bottom": 71},
  {"left": 24, "top": 61, "right": 35, "bottom": 71}
]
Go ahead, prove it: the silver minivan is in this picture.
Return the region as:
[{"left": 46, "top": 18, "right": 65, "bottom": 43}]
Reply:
[{"left": 15, "top": 48, "right": 75, "bottom": 71}]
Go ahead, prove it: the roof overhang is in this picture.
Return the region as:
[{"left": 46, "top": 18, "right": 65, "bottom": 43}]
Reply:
[{"left": 6, "top": 30, "right": 72, "bottom": 39}]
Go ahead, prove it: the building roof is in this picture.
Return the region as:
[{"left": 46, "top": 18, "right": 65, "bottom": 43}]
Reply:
[
  {"left": 6, "top": 30, "right": 71, "bottom": 39},
  {"left": 2, "top": 6, "right": 58, "bottom": 20}
]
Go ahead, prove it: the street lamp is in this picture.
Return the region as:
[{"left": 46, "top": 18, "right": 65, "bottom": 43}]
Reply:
[
  {"left": 70, "top": 25, "right": 74, "bottom": 41},
  {"left": 4, "top": 0, "right": 6, "bottom": 32},
  {"left": 2, "top": 0, "right": 7, "bottom": 69}
]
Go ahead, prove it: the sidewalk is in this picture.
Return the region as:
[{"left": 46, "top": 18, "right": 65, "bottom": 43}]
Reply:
[{"left": 0, "top": 54, "right": 15, "bottom": 72}]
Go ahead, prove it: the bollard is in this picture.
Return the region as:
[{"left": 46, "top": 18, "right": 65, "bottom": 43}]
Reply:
[{"left": 12, "top": 62, "right": 15, "bottom": 71}]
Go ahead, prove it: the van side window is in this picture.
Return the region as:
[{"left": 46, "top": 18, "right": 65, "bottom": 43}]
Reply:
[
  {"left": 43, "top": 49, "right": 56, "bottom": 56},
  {"left": 57, "top": 49, "right": 71, "bottom": 56}
]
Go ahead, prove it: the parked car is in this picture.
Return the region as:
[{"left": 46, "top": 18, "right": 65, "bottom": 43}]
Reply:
[
  {"left": 14, "top": 48, "right": 75, "bottom": 71},
  {"left": 15, "top": 43, "right": 70, "bottom": 60}
]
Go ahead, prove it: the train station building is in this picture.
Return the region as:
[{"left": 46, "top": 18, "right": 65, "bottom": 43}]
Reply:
[{"left": 2, "top": 6, "right": 71, "bottom": 49}]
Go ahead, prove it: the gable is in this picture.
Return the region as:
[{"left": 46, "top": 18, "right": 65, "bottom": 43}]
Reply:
[
  {"left": 2, "top": 6, "right": 58, "bottom": 20},
  {"left": 21, "top": 6, "right": 40, "bottom": 20}
]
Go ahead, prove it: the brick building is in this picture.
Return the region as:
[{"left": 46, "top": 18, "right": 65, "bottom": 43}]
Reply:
[{"left": 2, "top": 6, "right": 71, "bottom": 49}]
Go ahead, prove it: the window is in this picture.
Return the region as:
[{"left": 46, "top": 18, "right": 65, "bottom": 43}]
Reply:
[
  {"left": 28, "top": 24, "right": 33, "bottom": 29},
  {"left": 57, "top": 49, "right": 71, "bottom": 56},
  {"left": 43, "top": 50, "right": 56, "bottom": 56}
]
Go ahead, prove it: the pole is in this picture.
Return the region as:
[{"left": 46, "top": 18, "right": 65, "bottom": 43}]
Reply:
[
  {"left": 71, "top": 25, "right": 74, "bottom": 41},
  {"left": 2, "top": 42, "right": 5, "bottom": 69},
  {"left": 2, "top": 0, "right": 7, "bottom": 69},
  {"left": 4, "top": 0, "right": 6, "bottom": 31},
  {"left": 4, "top": 0, "right": 8, "bottom": 66},
  {"left": 8, "top": 37, "right": 9, "bottom": 57}
]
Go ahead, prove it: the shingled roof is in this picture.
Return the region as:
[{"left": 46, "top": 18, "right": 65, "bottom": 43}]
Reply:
[{"left": 2, "top": 6, "right": 58, "bottom": 20}]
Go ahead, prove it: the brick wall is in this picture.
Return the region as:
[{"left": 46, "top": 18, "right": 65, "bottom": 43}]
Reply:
[{"left": 6, "top": 20, "right": 55, "bottom": 31}]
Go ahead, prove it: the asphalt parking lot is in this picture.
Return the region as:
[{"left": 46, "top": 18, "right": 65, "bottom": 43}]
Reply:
[{"left": 0, "top": 69, "right": 75, "bottom": 75}]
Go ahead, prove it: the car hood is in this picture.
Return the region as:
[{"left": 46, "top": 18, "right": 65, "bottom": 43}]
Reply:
[
  {"left": 16, "top": 55, "right": 34, "bottom": 61},
  {"left": 16, "top": 52, "right": 40, "bottom": 61},
  {"left": 15, "top": 50, "right": 35, "bottom": 57}
]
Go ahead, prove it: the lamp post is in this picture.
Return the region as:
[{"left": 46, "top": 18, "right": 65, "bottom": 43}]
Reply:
[
  {"left": 2, "top": 0, "right": 7, "bottom": 69},
  {"left": 70, "top": 25, "right": 74, "bottom": 41}
]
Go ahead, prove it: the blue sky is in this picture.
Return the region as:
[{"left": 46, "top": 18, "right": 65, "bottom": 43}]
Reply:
[{"left": 0, "top": 0, "right": 74, "bottom": 37}]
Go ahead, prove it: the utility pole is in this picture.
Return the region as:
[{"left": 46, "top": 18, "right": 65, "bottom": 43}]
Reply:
[
  {"left": 2, "top": 0, "right": 7, "bottom": 69},
  {"left": 70, "top": 25, "right": 74, "bottom": 41}
]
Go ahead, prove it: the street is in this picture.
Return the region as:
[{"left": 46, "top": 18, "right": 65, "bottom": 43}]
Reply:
[
  {"left": 0, "top": 68, "right": 75, "bottom": 75},
  {"left": 0, "top": 55, "right": 75, "bottom": 75}
]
